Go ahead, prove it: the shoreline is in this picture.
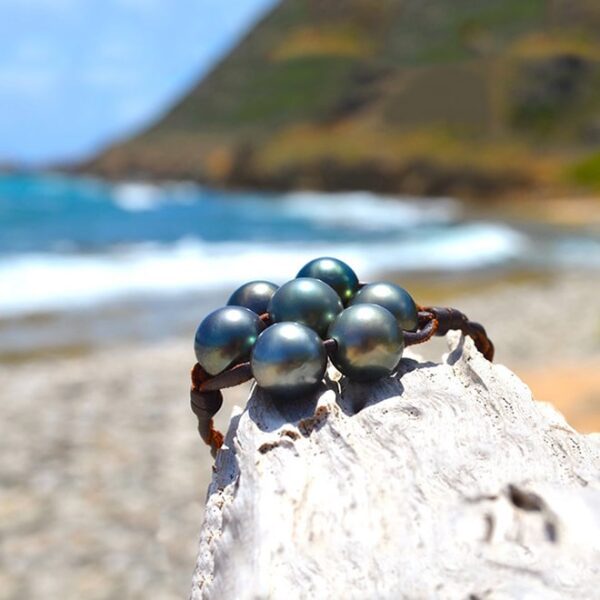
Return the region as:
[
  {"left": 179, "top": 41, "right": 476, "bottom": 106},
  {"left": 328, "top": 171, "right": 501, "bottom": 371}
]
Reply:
[
  {"left": 1, "top": 266, "right": 596, "bottom": 361},
  {"left": 2, "top": 269, "right": 598, "bottom": 409}
]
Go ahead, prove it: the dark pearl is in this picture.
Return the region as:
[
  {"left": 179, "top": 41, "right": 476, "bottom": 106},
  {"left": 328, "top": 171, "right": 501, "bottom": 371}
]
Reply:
[
  {"left": 350, "top": 282, "right": 418, "bottom": 331},
  {"left": 296, "top": 257, "right": 359, "bottom": 304},
  {"left": 194, "top": 306, "right": 265, "bottom": 376},
  {"left": 268, "top": 278, "right": 343, "bottom": 338},
  {"left": 251, "top": 322, "right": 326, "bottom": 399},
  {"left": 227, "top": 280, "right": 279, "bottom": 315},
  {"left": 328, "top": 304, "right": 404, "bottom": 382}
]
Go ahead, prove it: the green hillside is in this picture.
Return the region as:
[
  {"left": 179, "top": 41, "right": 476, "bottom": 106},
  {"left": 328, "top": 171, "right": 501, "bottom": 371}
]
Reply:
[{"left": 84, "top": 0, "right": 600, "bottom": 198}]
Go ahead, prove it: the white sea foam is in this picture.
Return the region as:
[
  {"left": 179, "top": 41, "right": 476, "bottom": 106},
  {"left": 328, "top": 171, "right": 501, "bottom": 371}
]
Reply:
[
  {"left": 112, "top": 181, "right": 200, "bottom": 212},
  {"left": 112, "top": 182, "right": 166, "bottom": 212},
  {"left": 279, "top": 191, "right": 460, "bottom": 230},
  {"left": 0, "top": 223, "right": 526, "bottom": 315},
  {"left": 110, "top": 184, "right": 460, "bottom": 230}
]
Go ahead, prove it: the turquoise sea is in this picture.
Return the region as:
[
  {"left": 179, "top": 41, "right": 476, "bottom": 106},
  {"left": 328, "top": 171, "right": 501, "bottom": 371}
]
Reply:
[{"left": 1, "top": 173, "right": 598, "bottom": 354}]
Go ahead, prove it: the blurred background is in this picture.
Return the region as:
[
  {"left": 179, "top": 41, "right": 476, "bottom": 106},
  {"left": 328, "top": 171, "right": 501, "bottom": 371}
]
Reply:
[{"left": 1, "top": 0, "right": 599, "bottom": 598}]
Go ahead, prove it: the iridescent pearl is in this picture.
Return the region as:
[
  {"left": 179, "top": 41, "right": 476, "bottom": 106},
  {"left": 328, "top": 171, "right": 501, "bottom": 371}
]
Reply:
[
  {"left": 268, "top": 278, "right": 343, "bottom": 338},
  {"left": 296, "top": 257, "right": 359, "bottom": 304},
  {"left": 194, "top": 306, "right": 265, "bottom": 376},
  {"left": 227, "top": 280, "right": 279, "bottom": 315},
  {"left": 251, "top": 322, "right": 327, "bottom": 399},
  {"left": 328, "top": 304, "right": 404, "bottom": 382},
  {"left": 350, "top": 282, "right": 418, "bottom": 331}
]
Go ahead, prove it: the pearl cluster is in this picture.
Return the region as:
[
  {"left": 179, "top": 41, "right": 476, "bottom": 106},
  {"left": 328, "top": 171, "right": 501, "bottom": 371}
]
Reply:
[{"left": 194, "top": 257, "right": 418, "bottom": 399}]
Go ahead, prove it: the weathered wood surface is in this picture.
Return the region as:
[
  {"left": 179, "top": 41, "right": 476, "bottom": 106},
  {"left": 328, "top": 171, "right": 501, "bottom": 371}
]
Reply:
[{"left": 191, "top": 333, "right": 600, "bottom": 600}]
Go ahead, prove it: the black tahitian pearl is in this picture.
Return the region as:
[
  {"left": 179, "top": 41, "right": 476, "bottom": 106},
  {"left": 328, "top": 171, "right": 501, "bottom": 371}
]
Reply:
[
  {"left": 328, "top": 304, "right": 404, "bottom": 382},
  {"left": 227, "top": 280, "right": 279, "bottom": 315},
  {"left": 350, "top": 282, "right": 418, "bottom": 331},
  {"left": 268, "top": 278, "right": 343, "bottom": 338},
  {"left": 194, "top": 306, "right": 265, "bottom": 376},
  {"left": 296, "top": 257, "right": 360, "bottom": 305},
  {"left": 251, "top": 322, "right": 327, "bottom": 399}
]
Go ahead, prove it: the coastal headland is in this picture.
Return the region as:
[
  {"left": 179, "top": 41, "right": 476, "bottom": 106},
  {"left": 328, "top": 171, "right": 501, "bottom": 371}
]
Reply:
[{"left": 79, "top": 0, "right": 600, "bottom": 200}]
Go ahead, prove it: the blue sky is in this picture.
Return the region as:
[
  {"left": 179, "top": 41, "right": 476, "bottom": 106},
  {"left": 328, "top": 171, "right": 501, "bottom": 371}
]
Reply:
[{"left": 0, "top": 0, "right": 277, "bottom": 165}]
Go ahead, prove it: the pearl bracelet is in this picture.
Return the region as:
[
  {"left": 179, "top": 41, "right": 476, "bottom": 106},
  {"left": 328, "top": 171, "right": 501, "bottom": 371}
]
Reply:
[{"left": 190, "top": 257, "right": 494, "bottom": 454}]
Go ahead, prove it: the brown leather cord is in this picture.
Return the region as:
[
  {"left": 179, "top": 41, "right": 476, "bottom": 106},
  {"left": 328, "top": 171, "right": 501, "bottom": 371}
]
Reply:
[{"left": 423, "top": 307, "right": 494, "bottom": 361}]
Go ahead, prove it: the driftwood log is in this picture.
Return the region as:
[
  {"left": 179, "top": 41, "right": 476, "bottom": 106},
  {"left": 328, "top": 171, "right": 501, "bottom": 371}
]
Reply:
[{"left": 191, "top": 333, "right": 600, "bottom": 600}]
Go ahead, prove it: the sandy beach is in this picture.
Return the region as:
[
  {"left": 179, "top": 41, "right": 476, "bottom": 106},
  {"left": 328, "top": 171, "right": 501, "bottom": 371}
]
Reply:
[{"left": 0, "top": 272, "right": 598, "bottom": 599}]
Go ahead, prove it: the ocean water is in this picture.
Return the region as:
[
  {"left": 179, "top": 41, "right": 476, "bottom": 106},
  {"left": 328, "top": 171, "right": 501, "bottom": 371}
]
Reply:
[
  {"left": 1, "top": 173, "right": 598, "bottom": 354},
  {"left": 3, "top": 172, "right": 598, "bottom": 313}
]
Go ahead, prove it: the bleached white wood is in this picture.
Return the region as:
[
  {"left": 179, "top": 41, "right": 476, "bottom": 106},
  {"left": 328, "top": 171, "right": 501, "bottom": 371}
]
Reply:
[{"left": 191, "top": 333, "right": 600, "bottom": 600}]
